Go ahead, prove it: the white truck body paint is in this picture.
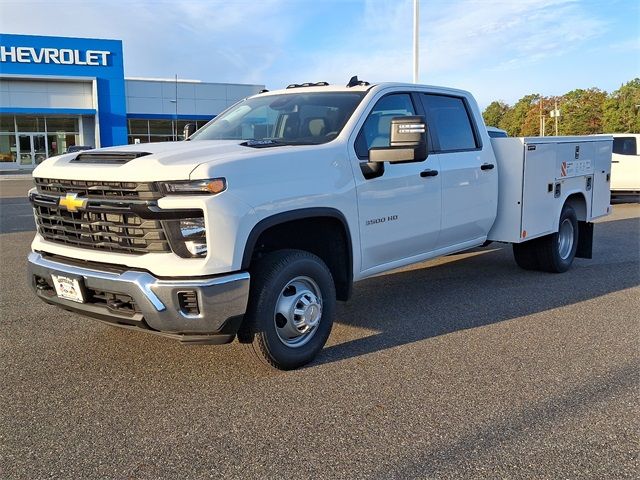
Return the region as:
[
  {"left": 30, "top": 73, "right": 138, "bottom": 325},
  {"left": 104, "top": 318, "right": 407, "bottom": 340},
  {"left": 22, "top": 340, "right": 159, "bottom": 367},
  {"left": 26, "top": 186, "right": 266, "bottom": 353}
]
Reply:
[{"left": 30, "top": 83, "right": 613, "bottom": 287}]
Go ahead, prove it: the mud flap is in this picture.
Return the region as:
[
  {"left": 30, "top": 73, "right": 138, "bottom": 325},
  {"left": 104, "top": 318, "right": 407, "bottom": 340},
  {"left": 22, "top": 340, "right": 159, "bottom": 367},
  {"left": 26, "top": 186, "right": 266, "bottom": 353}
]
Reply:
[{"left": 576, "top": 221, "right": 593, "bottom": 259}]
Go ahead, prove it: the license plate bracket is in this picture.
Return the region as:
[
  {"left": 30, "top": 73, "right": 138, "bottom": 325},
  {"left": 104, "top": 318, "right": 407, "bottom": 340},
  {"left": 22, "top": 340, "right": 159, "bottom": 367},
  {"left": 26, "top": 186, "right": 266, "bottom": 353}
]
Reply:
[{"left": 51, "top": 273, "right": 86, "bottom": 303}]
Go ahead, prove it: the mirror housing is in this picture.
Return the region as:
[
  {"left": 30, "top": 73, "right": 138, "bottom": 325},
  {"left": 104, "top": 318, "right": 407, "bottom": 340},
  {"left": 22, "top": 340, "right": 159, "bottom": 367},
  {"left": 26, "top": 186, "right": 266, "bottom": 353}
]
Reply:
[
  {"left": 369, "top": 116, "right": 428, "bottom": 163},
  {"left": 183, "top": 123, "right": 197, "bottom": 140}
]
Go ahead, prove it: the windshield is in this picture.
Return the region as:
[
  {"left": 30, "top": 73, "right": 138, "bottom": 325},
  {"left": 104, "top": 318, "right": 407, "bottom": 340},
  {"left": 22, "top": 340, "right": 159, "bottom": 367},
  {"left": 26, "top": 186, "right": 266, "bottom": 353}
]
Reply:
[{"left": 190, "top": 92, "right": 366, "bottom": 145}]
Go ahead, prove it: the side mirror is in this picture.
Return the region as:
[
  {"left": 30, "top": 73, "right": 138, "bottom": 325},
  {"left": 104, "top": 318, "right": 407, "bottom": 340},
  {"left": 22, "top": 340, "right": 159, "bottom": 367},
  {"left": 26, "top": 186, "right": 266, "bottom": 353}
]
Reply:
[
  {"left": 369, "top": 116, "right": 428, "bottom": 163},
  {"left": 183, "top": 123, "right": 197, "bottom": 140}
]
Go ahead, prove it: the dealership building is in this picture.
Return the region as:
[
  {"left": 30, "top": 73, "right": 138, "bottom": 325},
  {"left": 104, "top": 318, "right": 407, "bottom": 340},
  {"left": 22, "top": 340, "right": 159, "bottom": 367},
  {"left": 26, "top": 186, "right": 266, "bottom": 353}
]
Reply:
[{"left": 0, "top": 33, "right": 264, "bottom": 171}]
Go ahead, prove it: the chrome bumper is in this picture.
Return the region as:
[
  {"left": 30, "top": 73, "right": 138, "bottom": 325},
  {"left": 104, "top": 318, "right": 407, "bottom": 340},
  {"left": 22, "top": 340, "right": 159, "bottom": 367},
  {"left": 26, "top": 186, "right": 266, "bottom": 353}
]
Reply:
[{"left": 27, "top": 252, "right": 250, "bottom": 344}]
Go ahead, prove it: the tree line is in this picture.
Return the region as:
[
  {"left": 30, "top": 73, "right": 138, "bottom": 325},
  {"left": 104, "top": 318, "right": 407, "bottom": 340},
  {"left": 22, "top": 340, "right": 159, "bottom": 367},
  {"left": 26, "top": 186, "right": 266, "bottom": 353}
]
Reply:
[{"left": 482, "top": 78, "right": 640, "bottom": 136}]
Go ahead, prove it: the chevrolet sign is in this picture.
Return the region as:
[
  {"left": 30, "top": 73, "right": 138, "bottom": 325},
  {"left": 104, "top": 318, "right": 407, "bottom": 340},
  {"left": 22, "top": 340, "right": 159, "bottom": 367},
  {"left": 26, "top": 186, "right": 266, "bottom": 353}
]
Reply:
[{"left": 0, "top": 46, "right": 111, "bottom": 66}]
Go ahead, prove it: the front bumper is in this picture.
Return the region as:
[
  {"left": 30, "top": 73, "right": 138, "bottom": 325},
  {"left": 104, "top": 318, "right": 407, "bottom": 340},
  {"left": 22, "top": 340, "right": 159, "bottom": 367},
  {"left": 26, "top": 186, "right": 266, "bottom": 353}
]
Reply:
[{"left": 27, "top": 252, "right": 250, "bottom": 344}]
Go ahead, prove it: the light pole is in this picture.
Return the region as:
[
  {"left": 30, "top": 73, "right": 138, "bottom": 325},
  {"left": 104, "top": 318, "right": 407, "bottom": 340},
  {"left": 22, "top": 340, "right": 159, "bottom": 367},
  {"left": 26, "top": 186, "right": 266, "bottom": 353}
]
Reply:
[
  {"left": 413, "top": 0, "right": 420, "bottom": 83},
  {"left": 550, "top": 100, "right": 560, "bottom": 136},
  {"left": 168, "top": 74, "right": 179, "bottom": 140}
]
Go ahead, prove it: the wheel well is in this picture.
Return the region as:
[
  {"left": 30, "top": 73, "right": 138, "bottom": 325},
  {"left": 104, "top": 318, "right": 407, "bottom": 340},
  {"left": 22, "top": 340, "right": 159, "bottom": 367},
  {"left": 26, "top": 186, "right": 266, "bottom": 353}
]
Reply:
[
  {"left": 565, "top": 193, "right": 587, "bottom": 221},
  {"left": 243, "top": 215, "right": 353, "bottom": 301}
]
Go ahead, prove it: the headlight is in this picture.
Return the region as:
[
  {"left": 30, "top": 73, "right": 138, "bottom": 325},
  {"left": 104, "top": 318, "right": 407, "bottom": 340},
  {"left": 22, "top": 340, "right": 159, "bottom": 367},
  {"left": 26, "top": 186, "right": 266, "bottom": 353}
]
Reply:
[
  {"left": 160, "top": 178, "right": 226, "bottom": 195},
  {"left": 164, "top": 217, "right": 207, "bottom": 258}
]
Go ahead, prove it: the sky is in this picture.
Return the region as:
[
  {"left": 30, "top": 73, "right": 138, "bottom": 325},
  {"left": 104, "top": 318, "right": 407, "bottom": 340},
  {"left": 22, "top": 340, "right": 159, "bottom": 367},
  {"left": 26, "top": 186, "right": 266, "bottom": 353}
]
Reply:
[{"left": 0, "top": 0, "right": 638, "bottom": 108}]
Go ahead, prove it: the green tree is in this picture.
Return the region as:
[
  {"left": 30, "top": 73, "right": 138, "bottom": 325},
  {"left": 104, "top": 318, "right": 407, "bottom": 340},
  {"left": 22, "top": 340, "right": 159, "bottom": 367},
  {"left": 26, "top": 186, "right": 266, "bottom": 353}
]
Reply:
[
  {"left": 500, "top": 94, "right": 540, "bottom": 136},
  {"left": 482, "top": 101, "right": 509, "bottom": 128},
  {"left": 602, "top": 78, "right": 640, "bottom": 133},
  {"left": 557, "top": 88, "right": 607, "bottom": 135}
]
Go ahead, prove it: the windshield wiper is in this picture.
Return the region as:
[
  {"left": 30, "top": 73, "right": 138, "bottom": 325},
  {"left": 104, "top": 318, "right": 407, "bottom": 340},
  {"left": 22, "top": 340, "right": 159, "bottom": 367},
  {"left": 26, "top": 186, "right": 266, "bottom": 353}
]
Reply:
[{"left": 241, "top": 139, "right": 319, "bottom": 148}]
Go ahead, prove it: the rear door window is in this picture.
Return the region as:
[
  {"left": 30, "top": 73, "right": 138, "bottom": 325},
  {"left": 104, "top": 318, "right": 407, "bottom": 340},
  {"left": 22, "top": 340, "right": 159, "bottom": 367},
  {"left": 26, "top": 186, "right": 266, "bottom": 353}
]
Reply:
[{"left": 420, "top": 94, "right": 479, "bottom": 152}]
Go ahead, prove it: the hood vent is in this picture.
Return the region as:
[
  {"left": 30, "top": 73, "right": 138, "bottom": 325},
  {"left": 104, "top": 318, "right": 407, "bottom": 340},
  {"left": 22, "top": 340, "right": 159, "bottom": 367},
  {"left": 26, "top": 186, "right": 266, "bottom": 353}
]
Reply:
[{"left": 70, "top": 151, "right": 151, "bottom": 164}]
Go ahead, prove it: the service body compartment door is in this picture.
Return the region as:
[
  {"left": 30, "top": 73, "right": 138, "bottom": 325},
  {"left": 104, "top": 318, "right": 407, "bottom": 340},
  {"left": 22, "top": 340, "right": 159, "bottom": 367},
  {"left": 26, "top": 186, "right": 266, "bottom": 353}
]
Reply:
[
  {"left": 521, "top": 142, "right": 558, "bottom": 239},
  {"left": 591, "top": 139, "right": 613, "bottom": 218}
]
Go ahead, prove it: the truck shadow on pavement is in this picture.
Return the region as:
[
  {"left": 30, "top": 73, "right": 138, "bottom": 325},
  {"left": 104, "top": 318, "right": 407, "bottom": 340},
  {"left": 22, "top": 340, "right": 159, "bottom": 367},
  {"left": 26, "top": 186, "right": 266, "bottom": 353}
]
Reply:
[{"left": 314, "top": 216, "right": 640, "bottom": 367}]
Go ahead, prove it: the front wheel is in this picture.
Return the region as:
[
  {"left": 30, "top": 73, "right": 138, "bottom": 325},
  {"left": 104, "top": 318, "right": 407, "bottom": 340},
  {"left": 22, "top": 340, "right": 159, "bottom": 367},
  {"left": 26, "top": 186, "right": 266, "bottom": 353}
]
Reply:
[{"left": 243, "top": 249, "right": 335, "bottom": 370}]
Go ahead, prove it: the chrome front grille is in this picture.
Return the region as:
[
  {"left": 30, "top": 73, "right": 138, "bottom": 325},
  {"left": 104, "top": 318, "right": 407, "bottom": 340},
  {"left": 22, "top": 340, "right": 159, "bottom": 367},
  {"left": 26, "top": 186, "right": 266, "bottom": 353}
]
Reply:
[{"left": 35, "top": 178, "right": 161, "bottom": 200}]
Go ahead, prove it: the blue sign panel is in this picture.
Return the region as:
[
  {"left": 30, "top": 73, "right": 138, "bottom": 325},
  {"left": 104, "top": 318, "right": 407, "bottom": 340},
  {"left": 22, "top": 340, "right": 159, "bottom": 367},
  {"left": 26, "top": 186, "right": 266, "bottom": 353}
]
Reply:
[{"left": 0, "top": 33, "right": 127, "bottom": 146}]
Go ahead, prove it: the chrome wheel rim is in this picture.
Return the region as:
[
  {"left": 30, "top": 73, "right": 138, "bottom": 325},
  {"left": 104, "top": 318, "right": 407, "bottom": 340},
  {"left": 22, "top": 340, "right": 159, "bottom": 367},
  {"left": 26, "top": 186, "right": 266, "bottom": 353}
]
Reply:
[
  {"left": 558, "top": 218, "right": 574, "bottom": 260},
  {"left": 274, "top": 276, "right": 322, "bottom": 348}
]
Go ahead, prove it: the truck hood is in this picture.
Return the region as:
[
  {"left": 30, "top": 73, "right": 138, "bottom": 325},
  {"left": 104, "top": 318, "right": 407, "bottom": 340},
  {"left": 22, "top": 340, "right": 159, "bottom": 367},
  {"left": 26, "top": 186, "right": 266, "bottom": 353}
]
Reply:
[{"left": 32, "top": 140, "right": 257, "bottom": 181}]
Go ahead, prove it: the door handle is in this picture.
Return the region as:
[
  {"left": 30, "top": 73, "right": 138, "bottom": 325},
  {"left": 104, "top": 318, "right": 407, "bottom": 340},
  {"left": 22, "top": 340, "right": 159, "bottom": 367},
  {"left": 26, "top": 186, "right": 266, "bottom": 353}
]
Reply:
[
  {"left": 481, "top": 163, "right": 495, "bottom": 170},
  {"left": 420, "top": 169, "right": 439, "bottom": 177},
  {"left": 611, "top": 160, "right": 619, "bottom": 163}
]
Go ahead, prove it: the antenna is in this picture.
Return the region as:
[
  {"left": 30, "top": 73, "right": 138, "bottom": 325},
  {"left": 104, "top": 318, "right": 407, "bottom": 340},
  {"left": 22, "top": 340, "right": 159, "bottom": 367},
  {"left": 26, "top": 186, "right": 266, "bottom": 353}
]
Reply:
[{"left": 346, "top": 76, "right": 370, "bottom": 87}]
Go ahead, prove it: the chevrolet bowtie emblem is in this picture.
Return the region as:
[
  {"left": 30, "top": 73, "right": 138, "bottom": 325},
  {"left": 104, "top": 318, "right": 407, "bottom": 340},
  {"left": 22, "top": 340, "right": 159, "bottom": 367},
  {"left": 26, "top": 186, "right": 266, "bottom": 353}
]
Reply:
[{"left": 59, "top": 193, "right": 87, "bottom": 212}]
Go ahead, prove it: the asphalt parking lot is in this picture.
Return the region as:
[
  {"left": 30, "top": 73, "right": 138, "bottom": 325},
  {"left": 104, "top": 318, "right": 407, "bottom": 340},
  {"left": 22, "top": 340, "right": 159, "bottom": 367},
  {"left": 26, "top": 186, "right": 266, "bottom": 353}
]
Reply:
[{"left": 0, "top": 177, "right": 638, "bottom": 479}]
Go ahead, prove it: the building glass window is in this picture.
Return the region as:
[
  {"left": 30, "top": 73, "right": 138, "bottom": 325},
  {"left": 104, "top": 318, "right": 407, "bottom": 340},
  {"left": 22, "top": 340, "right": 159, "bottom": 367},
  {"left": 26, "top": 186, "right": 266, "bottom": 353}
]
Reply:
[
  {"left": 128, "top": 119, "right": 149, "bottom": 135},
  {"left": 0, "top": 134, "right": 17, "bottom": 163},
  {"left": 127, "top": 117, "right": 213, "bottom": 144},
  {"left": 15, "top": 116, "right": 46, "bottom": 132},
  {"left": 0, "top": 115, "right": 82, "bottom": 165},
  {"left": 0, "top": 115, "right": 16, "bottom": 133},
  {"left": 47, "top": 133, "right": 79, "bottom": 156},
  {"left": 149, "top": 120, "right": 173, "bottom": 135},
  {"left": 46, "top": 117, "right": 79, "bottom": 133}
]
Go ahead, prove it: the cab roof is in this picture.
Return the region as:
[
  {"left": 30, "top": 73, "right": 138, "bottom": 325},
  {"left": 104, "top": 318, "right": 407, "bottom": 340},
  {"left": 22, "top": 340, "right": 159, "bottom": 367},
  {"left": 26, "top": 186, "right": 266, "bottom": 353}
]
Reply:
[{"left": 254, "top": 82, "right": 473, "bottom": 99}]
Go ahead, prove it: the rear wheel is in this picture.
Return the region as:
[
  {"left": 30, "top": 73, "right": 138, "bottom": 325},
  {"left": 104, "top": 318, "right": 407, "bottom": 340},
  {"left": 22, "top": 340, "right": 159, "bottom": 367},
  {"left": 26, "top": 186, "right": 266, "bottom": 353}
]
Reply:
[
  {"left": 243, "top": 249, "right": 335, "bottom": 370},
  {"left": 536, "top": 205, "right": 578, "bottom": 273},
  {"left": 512, "top": 204, "right": 578, "bottom": 273}
]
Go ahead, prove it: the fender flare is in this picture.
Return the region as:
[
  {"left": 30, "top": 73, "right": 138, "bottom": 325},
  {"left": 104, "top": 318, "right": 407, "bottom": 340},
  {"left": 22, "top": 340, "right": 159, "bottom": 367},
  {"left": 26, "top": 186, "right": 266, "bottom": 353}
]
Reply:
[{"left": 241, "top": 208, "right": 353, "bottom": 280}]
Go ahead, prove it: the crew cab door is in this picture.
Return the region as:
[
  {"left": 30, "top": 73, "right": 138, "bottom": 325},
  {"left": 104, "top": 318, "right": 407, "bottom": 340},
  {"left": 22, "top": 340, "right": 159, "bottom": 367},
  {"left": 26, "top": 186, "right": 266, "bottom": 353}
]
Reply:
[
  {"left": 418, "top": 93, "right": 498, "bottom": 249},
  {"left": 350, "top": 92, "right": 442, "bottom": 272}
]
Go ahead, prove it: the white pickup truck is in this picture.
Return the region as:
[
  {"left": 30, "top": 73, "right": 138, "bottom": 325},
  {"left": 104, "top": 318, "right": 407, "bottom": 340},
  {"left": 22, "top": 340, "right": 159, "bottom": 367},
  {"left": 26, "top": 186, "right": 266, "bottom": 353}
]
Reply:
[{"left": 28, "top": 79, "right": 613, "bottom": 369}]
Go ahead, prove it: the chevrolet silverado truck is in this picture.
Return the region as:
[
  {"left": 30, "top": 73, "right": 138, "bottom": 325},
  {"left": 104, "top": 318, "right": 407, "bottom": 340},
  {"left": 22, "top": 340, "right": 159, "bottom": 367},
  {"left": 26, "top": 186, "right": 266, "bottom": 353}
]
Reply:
[{"left": 27, "top": 79, "right": 613, "bottom": 370}]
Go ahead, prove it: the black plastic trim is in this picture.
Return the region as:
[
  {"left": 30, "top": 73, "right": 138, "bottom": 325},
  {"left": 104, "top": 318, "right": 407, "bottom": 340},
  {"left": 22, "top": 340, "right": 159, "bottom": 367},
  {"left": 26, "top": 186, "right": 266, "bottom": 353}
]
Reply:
[
  {"left": 130, "top": 204, "right": 203, "bottom": 220},
  {"left": 29, "top": 192, "right": 203, "bottom": 221},
  {"left": 241, "top": 207, "right": 353, "bottom": 282},
  {"left": 70, "top": 151, "right": 151, "bottom": 164}
]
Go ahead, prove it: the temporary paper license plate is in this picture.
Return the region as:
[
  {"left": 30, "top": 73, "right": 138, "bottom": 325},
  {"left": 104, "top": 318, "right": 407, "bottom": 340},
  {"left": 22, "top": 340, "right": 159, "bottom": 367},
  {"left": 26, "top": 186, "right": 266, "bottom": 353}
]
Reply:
[{"left": 51, "top": 274, "right": 85, "bottom": 303}]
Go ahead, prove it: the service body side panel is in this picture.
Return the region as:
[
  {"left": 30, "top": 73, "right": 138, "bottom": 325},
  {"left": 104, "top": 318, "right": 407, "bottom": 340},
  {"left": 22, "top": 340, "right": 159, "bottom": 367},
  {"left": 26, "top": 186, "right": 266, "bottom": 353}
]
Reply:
[{"left": 488, "top": 136, "right": 612, "bottom": 243}]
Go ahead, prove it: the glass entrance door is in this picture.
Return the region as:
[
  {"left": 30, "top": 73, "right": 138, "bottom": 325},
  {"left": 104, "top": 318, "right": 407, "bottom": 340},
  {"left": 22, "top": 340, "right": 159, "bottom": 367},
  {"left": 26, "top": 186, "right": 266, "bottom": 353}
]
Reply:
[
  {"left": 17, "top": 134, "right": 47, "bottom": 166},
  {"left": 33, "top": 134, "right": 47, "bottom": 164}
]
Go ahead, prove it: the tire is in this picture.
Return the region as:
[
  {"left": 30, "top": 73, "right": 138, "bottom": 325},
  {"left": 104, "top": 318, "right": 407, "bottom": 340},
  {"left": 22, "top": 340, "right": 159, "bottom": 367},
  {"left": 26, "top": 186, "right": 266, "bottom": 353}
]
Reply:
[
  {"left": 513, "top": 240, "right": 540, "bottom": 270},
  {"left": 513, "top": 204, "right": 578, "bottom": 273},
  {"left": 535, "top": 204, "right": 579, "bottom": 273},
  {"left": 243, "top": 249, "right": 336, "bottom": 370}
]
